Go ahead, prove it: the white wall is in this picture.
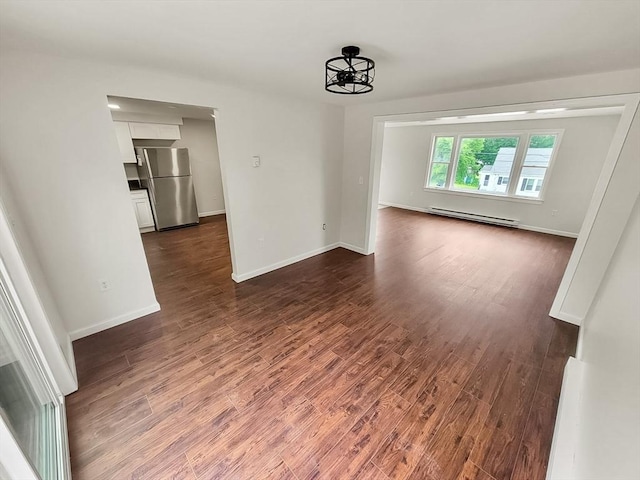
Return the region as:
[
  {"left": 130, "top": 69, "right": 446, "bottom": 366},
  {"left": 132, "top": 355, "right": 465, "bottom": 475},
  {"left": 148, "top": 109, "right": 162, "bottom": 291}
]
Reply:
[
  {"left": 379, "top": 115, "right": 620, "bottom": 236},
  {"left": 0, "top": 49, "right": 344, "bottom": 338},
  {"left": 0, "top": 172, "right": 77, "bottom": 393},
  {"left": 340, "top": 68, "right": 640, "bottom": 249},
  {"left": 175, "top": 119, "right": 225, "bottom": 216},
  {"left": 570, "top": 195, "right": 640, "bottom": 479},
  {"left": 132, "top": 118, "right": 226, "bottom": 216}
]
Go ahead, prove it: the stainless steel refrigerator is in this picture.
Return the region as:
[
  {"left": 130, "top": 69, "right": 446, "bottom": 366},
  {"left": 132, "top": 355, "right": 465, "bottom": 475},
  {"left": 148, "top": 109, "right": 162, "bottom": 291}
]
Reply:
[{"left": 136, "top": 147, "right": 199, "bottom": 230}]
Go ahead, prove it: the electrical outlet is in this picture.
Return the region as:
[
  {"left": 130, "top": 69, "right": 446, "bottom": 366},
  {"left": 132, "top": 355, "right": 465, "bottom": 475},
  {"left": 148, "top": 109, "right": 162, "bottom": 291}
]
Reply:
[
  {"left": 552, "top": 209, "right": 558, "bottom": 216},
  {"left": 98, "top": 279, "right": 111, "bottom": 292}
]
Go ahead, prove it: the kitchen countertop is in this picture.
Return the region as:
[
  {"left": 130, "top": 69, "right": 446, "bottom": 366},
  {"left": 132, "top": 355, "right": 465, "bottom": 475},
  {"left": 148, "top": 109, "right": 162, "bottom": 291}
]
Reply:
[{"left": 127, "top": 179, "right": 146, "bottom": 191}]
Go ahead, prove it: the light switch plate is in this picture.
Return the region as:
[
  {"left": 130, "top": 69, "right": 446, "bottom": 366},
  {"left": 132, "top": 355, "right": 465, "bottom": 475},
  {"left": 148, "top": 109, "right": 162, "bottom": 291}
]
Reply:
[{"left": 252, "top": 156, "right": 261, "bottom": 168}]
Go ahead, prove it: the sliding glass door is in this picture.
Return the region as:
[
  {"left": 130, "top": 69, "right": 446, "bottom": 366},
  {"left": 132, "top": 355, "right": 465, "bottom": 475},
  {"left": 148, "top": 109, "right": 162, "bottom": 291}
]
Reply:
[{"left": 0, "top": 263, "right": 67, "bottom": 480}]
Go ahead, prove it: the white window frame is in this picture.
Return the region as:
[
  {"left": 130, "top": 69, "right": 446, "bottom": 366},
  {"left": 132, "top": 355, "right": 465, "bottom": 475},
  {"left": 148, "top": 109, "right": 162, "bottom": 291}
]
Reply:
[
  {"left": 425, "top": 135, "right": 455, "bottom": 189},
  {"left": 424, "top": 129, "right": 564, "bottom": 203},
  {"left": 0, "top": 257, "right": 72, "bottom": 480}
]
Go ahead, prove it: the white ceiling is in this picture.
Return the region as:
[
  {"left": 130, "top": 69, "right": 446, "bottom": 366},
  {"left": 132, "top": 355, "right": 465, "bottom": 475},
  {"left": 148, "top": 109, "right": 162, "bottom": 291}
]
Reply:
[{"left": 1, "top": 1, "right": 639, "bottom": 105}]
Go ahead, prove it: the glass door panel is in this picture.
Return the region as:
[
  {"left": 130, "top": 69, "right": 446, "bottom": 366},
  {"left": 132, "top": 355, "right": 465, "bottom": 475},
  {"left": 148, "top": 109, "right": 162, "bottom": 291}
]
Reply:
[{"left": 0, "top": 280, "right": 60, "bottom": 479}]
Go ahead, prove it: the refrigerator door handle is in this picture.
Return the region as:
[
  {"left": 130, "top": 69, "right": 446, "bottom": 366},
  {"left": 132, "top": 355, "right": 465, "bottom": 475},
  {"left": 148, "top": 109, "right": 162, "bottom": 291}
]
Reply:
[{"left": 142, "top": 149, "right": 151, "bottom": 174}]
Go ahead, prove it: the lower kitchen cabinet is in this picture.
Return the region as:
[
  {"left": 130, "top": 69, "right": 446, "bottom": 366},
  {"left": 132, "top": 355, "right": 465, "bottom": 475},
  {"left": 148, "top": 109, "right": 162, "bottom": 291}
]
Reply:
[{"left": 130, "top": 190, "right": 155, "bottom": 233}]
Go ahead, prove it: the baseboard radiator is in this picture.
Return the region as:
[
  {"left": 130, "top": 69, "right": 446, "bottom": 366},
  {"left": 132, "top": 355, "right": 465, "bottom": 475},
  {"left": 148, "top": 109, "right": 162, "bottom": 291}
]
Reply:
[{"left": 427, "top": 207, "right": 519, "bottom": 228}]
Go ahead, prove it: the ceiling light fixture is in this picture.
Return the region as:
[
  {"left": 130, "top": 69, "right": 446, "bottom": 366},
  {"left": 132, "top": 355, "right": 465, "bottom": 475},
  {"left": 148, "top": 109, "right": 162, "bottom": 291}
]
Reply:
[
  {"left": 107, "top": 103, "right": 120, "bottom": 110},
  {"left": 325, "top": 46, "right": 375, "bottom": 95},
  {"left": 535, "top": 108, "right": 568, "bottom": 113}
]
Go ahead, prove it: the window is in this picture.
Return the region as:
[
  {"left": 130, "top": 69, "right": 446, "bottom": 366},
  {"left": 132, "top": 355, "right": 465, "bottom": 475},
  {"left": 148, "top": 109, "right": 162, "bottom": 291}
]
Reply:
[
  {"left": 427, "top": 136, "right": 454, "bottom": 188},
  {"left": 515, "top": 134, "right": 558, "bottom": 198},
  {"left": 424, "top": 130, "right": 561, "bottom": 201},
  {"left": 449, "top": 136, "right": 519, "bottom": 192}
]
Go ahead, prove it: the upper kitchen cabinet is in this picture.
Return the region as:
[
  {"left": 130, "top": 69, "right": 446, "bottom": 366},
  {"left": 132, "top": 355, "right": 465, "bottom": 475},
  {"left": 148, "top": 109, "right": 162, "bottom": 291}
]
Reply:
[
  {"left": 114, "top": 121, "right": 137, "bottom": 163},
  {"left": 129, "top": 122, "right": 181, "bottom": 140}
]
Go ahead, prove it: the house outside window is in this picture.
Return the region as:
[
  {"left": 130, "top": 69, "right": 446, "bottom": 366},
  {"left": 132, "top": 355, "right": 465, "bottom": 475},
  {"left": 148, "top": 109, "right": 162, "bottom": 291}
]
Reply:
[
  {"left": 515, "top": 135, "right": 557, "bottom": 198},
  {"left": 521, "top": 178, "right": 535, "bottom": 191},
  {"left": 425, "top": 131, "right": 561, "bottom": 201},
  {"left": 519, "top": 177, "right": 544, "bottom": 196}
]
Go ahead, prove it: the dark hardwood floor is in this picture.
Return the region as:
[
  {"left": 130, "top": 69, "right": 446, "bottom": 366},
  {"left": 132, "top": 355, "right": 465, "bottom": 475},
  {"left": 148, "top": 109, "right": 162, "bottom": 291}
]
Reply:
[{"left": 67, "top": 207, "right": 578, "bottom": 480}]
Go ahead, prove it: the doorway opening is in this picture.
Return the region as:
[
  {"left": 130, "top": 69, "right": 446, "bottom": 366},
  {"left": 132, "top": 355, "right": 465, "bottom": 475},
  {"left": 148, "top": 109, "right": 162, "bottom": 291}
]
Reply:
[
  {"left": 366, "top": 94, "right": 639, "bottom": 326},
  {"left": 105, "top": 95, "right": 233, "bottom": 296}
]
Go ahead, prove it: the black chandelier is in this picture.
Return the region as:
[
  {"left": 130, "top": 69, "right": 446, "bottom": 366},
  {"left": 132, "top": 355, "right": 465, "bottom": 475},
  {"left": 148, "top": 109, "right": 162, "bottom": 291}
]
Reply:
[{"left": 325, "top": 46, "right": 375, "bottom": 95}]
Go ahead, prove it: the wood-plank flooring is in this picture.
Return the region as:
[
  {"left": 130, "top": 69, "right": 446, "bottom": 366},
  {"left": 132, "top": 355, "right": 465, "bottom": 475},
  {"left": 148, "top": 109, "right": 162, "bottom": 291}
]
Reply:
[{"left": 67, "top": 208, "right": 578, "bottom": 480}]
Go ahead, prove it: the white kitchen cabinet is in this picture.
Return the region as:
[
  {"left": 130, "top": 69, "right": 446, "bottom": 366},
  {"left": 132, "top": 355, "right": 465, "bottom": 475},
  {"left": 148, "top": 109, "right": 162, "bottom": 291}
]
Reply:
[
  {"left": 128, "top": 122, "right": 181, "bottom": 140},
  {"left": 155, "top": 124, "right": 181, "bottom": 140},
  {"left": 130, "top": 190, "right": 155, "bottom": 233},
  {"left": 114, "top": 121, "right": 137, "bottom": 163}
]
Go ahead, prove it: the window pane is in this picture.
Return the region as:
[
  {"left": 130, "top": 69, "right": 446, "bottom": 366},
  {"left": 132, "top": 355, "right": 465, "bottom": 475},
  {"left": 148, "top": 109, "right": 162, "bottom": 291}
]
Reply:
[
  {"left": 433, "top": 137, "right": 454, "bottom": 162},
  {"left": 529, "top": 134, "right": 556, "bottom": 149},
  {"left": 453, "top": 136, "right": 518, "bottom": 193},
  {"left": 428, "top": 163, "right": 449, "bottom": 188},
  {"left": 516, "top": 134, "right": 557, "bottom": 198}
]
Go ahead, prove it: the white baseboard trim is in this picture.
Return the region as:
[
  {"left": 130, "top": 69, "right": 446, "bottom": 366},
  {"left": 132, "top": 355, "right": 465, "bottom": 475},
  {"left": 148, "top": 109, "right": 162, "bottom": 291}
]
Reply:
[
  {"left": 518, "top": 224, "right": 578, "bottom": 238},
  {"left": 231, "top": 243, "right": 340, "bottom": 283},
  {"left": 379, "top": 201, "right": 429, "bottom": 213},
  {"left": 338, "top": 242, "right": 369, "bottom": 255},
  {"left": 549, "top": 309, "right": 583, "bottom": 326},
  {"left": 379, "top": 202, "right": 579, "bottom": 238},
  {"left": 64, "top": 335, "right": 77, "bottom": 391},
  {"left": 69, "top": 302, "right": 161, "bottom": 340},
  {"left": 199, "top": 210, "right": 225, "bottom": 217},
  {"left": 546, "top": 356, "right": 584, "bottom": 480}
]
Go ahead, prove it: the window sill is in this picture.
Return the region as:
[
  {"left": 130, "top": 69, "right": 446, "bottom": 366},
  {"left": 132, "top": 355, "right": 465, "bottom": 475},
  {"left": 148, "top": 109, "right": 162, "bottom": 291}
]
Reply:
[{"left": 423, "top": 187, "right": 544, "bottom": 204}]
